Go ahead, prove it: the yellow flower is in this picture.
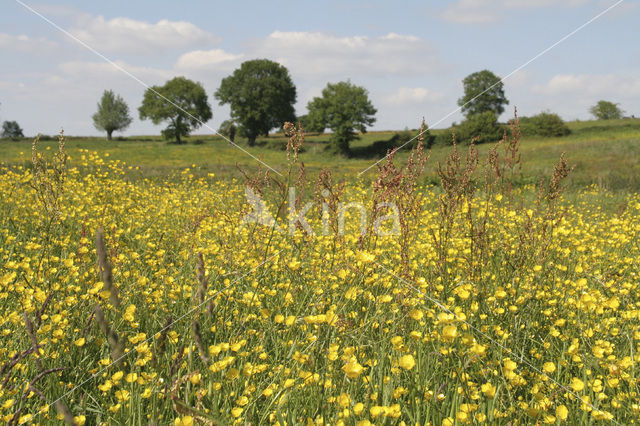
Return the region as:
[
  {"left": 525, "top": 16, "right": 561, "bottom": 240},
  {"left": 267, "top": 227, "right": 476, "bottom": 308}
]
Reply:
[
  {"left": 356, "top": 251, "right": 375, "bottom": 263},
  {"left": 571, "top": 377, "right": 585, "bottom": 392},
  {"left": 556, "top": 405, "right": 569, "bottom": 421},
  {"left": 189, "top": 374, "right": 201, "bottom": 385},
  {"left": 115, "top": 390, "right": 130, "bottom": 401},
  {"left": 456, "top": 411, "right": 468, "bottom": 423},
  {"left": 288, "top": 260, "right": 301, "bottom": 270},
  {"left": 123, "top": 304, "right": 136, "bottom": 322},
  {"left": 226, "top": 368, "right": 239, "bottom": 381},
  {"left": 481, "top": 382, "right": 496, "bottom": 398},
  {"left": 442, "top": 325, "right": 458, "bottom": 341},
  {"left": 73, "top": 337, "right": 85, "bottom": 347},
  {"left": 409, "top": 309, "right": 424, "bottom": 320},
  {"left": 503, "top": 359, "right": 517, "bottom": 371},
  {"left": 442, "top": 418, "right": 454, "bottom": 426},
  {"left": 73, "top": 415, "right": 86, "bottom": 425},
  {"left": 370, "top": 406, "right": 385, "bottom": 417},
  {"left": 98, "top": 380, "right": 112, "bottom": 392},
  {"left": 342, "top": 357, "right": 363, "bottom": 379},
  {"left": 231, "top": 407, "right": 243, "bottom": 418},
  {"left": 337, "top": 393, "right": 351, "bottom": 408},
  {"left": 175, "top": 416, "right": 194, "bottom": 426},
  {"left": 125, "top": 373, "right": 137, "bottom": 383},
  {"left": 353, "top": 402, "right": 364, "bottom": 415},
  {"left": 542, "top": 362, "right": 556, "bottom": 374},
  {"left": 398, "top": 354, "right": 416, "bottom": 370}
]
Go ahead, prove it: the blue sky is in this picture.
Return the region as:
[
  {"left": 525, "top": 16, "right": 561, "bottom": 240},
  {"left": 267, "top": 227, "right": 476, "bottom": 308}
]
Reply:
[{"left": 1, "top": 0, "right": 639, "bottom": 136}]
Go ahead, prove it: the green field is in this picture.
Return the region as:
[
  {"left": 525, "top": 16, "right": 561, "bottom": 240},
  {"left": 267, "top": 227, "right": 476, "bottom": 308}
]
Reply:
[{"left": 2, "top": 118, "right": 640, "bottom": 190}]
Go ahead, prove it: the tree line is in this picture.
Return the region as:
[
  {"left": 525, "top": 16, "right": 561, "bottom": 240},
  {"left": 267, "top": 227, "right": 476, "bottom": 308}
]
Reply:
[
  {"left": 93, "top": 59, "right": 378, "bottom": 154},
  {"left": 1, "top": 62, "right": 630, "bottom": 152}
]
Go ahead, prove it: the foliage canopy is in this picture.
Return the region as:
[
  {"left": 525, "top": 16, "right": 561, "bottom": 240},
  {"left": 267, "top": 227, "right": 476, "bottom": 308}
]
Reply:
[
  {"left": 458, "top": 70, "right": 509, "bottom": 118},
  {"left": 306, "top": 81, "right": 377, "bottom": 155},
  {"left": 215, "top": 59, "right": 297, "bottom": 146},
  {"left": 92, "top": 90, "right": 132, "bottom": 140},
  {"left": 139, "top": 77, "right": 212, "bottom": 144}
]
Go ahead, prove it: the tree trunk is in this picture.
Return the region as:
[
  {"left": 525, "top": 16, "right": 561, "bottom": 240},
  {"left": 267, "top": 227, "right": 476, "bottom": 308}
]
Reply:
[
  {"left": 176, "top": 117, "right": 184, "bottom": 144},
  {"left": 247, "top": 136, "right": 256, "bottom": 147},
  {"left": 107, "top": 130, "right": 113, "bottom": 141}
]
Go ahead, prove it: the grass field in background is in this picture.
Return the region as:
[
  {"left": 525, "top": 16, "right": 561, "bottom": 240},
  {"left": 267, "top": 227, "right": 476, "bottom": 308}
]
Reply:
[{"left": 1, "top": 118, "right": 640, "bottom": 190}]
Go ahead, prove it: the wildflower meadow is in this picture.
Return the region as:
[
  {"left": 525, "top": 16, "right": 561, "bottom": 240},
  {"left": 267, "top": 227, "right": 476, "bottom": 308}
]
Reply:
[{"left": 0, "top": 120, "right": 639, "bottom": 425}]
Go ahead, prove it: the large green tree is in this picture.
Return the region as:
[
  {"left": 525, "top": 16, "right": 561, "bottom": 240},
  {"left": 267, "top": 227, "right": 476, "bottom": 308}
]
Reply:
[
  {"left": 92, "top": 90, "right": 132, "bottom": 140},
  {"left": 1, "top": 120, "right": 24, "bottom": 139},
  {"left": 306, "top": 81, "right": 377, "bottom": 155},
  {"left": 458, "top": 70, "right": 509, "bottom": 118},
  {"left": 139, "top": 77, "right": 212, "bottom": 144},
  {"left": 590, "top": 100, "right": 624, "bottom": 120},
  {"left": 215, "top": 59, "right": 297, "bottom": 146}
]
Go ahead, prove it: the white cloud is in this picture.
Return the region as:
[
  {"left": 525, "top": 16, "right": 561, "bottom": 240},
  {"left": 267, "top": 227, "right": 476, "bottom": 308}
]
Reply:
[
  {"left": 58, "top": 60, "right": 172, "bottom": 86},
  {"left": 533, "top": 73, "right": 640, "bottom": 98},
  {"left": 441, "top": 0, "right": 590, "bottom": 24},
  {"left": 68, "top": 16, "right": 220, "bottom": 55},
  {"left": 502, "top": 0, "right": 589, "bottom": 8},
  {"left": 441, "top": 0, "right": 498, "bottom": 24},
  {"left": 175, "top": 49, "right": 244, "bottom": 71},
  {"left": 385, "top": 87, "right": 445, "bottom": 105},
  {"left": 245, "top": 31, "right": 444, "bottom": 79},
  {"left": 0, "top": 33, "right": 58, "bottom": 53}
]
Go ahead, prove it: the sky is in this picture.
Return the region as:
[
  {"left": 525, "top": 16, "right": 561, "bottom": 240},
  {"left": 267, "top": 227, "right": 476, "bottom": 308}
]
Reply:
[{"left": 1, "top": 0, "right": 639, "bottom": 137}]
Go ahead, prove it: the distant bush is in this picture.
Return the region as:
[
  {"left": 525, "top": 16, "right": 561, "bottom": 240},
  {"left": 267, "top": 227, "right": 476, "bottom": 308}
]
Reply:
[
  {"left": 218, "top": 119, "right": 237, "bottom": 142},
  {"left": 347, "top": 129, "right": 432, "bottom": 159},
  {"left": 258, "top": 138, "right": 307, "bottom": 153},
  {"left": 450, "top": 111, "right": 504, "bottom": 145},
  {"left": 432, "top": 131, "right": 457, "bottom": 146},
  {"left": 387, "top": 129, "right": 434, "bottom": 150},
  {"left": 519, "top": 112, "right": 570, "bottom": 137}
]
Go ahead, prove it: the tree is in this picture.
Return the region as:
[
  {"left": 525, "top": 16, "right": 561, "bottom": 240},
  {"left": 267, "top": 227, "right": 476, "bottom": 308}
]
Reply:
[
  {"left": 297, "top": 114, "right": 325, "bottom": 134},
  {"left": 306, "top": 81, "right": 377, "bottom": 155},
  {"left": 1, "top": 120, "right": 24, "bottom": 139},
  {"left": 590, "top": 100, "right": 624, "bottom": 120},
  {"left": 215, "top": 59, "right": 296, "bottom": 146},
  {"left": 458, "top": 70, "right": 509, "bottom": 118},
  {"left": 92, "top": 90, "right": 132, "bottom": 140},
  {"left": 139, "top": 77, "right": 212, "bottom": 144}
]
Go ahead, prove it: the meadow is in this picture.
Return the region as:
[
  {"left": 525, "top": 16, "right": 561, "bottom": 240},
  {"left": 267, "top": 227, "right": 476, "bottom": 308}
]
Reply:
[
  {"left": 0, "top": 118, "right": 639, "bottom": 425},
  {"left": 1, "top": 117, "right": 640, "bottom": 189}
]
